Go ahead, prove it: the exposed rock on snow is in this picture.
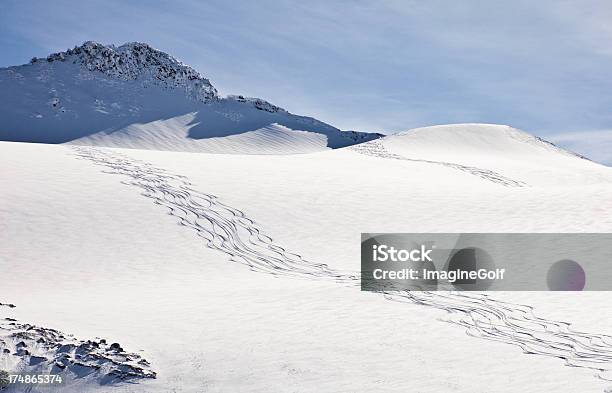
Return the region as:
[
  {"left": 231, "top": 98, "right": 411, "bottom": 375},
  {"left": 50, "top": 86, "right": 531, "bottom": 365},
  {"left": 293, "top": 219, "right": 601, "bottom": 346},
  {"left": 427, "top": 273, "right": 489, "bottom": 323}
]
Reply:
[
  {"left": 227, "top": 95, "right": 286, "bottom": 113},
  {"left": 34, "top": 41, "right": 218, "bottom": 103},
  {"left": 0, "top": 306, "right": 156, "bottom": 386}
]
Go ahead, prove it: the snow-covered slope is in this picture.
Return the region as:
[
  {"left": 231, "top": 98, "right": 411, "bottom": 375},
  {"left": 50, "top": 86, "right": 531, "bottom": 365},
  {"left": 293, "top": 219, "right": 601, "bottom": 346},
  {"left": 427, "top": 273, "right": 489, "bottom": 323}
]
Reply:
[
  {"left": 0, "top": 41, "right": 380, "bottom": 153},
  {"left": 2, "top": 139, "right": 612, "bottom": 392},
  {"left": 387, "top": 123, "right": 586, "bottom": 163},
  {"left": 352, "top": 123, "right": 605, "bottom": 187}
]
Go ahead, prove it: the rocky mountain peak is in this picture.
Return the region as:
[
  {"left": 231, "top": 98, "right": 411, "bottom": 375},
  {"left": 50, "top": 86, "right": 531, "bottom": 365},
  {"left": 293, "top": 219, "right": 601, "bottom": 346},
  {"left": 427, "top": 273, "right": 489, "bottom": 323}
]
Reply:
[{"left": 32, "top": 41, "right": 218, "bottom": 102}]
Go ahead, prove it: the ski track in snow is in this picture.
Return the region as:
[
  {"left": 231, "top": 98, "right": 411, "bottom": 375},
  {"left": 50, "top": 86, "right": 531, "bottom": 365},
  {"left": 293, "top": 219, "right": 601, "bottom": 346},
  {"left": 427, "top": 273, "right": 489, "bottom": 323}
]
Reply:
[
  {"left": 350, "top": 139, "right": 527, "bottom": 187},
  {"left": 72, "top": 146, "right": 612, "bottom": 386}
]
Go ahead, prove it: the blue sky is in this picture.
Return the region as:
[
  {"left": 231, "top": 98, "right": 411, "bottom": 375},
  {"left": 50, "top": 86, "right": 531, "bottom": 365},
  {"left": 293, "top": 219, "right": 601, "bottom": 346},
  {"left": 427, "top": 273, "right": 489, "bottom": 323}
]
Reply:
[{"left": 2, "top": 0, "right": 612, "bottom": 163}]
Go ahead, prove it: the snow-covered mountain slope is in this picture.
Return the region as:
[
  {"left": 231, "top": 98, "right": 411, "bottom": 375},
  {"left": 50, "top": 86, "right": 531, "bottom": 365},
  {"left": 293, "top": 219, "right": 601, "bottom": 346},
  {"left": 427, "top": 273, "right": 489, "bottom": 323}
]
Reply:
[
  {"left": 352, "top": 123, "right": 606, "bottom": 186},
  {"left": 388, "top": 123, "right": 586, "bottom": 163},
  {"left": 0, "top": 41, "right": 380, "bottom": 153},
  {"left": 2, "top": 140, "right": 612, "bottom": 392}
]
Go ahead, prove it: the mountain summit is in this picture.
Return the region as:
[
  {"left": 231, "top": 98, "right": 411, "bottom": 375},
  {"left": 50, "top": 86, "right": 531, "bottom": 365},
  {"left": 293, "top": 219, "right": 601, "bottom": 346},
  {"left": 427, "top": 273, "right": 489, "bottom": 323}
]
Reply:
[
  {"left": 34, "top": 41, "right": 219, "bottom": 102},
  {"left": 1, "top": 41, "right": 381, "bottom": 153}
]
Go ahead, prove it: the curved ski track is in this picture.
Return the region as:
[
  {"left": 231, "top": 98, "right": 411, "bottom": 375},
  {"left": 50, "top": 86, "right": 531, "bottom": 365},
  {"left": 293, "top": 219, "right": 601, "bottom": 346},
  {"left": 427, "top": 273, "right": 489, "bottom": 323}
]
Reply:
[
  {"left": 350, "top": 139, "right": 527, "bottom": 187},
  {"left": 73, "top": 146, "right": 612, "bottom": 385}
]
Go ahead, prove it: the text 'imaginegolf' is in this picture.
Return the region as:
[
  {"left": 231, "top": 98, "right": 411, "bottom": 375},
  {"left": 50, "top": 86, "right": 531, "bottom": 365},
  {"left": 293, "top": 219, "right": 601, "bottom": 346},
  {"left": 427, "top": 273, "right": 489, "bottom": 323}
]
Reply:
[{"left": 361, "top": 233, "right": 612, "bottom": 291}]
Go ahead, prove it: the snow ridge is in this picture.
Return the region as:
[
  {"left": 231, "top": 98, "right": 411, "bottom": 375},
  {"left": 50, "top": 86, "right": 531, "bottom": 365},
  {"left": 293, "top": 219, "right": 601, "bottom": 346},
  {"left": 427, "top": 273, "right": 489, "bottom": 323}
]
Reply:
[
  {"left": 33, "top": 41, "right": 218, "bottom": 102},
  {"left": 227, "top": 95, "right": 286, "bottom": 113}
]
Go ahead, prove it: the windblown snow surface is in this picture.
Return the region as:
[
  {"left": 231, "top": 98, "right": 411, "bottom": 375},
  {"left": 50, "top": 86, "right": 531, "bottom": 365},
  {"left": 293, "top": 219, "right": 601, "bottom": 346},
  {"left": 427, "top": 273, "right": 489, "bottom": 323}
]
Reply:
[{"left": 2, "top": 123, "right": 612, "bottom": 392}]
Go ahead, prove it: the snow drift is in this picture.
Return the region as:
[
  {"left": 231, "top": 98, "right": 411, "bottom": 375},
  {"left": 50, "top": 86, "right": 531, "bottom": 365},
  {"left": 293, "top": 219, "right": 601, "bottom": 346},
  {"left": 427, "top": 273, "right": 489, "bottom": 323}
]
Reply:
[{"left": 0, "top": 41, "right": 381, "bottom": 153}]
